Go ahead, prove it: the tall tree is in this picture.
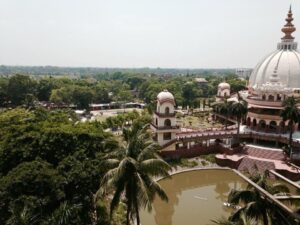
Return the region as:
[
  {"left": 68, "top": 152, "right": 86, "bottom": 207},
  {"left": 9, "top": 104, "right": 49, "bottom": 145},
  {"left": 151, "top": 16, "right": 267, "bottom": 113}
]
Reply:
[
  {"left": 214, "top": 99, "right": 232, "bottom": 130},
  {"left": 230, "top": 95, "right": 247, "bottom": 142},
  {"left": 280, "top": 96, "right": 300, "bottom": 156},
  {"left": 100, "top": 124, "right": 171, "bottom": 225}
]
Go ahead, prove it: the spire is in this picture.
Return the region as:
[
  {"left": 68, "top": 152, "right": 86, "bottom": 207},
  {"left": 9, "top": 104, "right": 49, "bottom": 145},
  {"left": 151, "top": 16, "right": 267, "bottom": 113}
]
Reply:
[{"left": 281, "top": 5, "right": 296, "bottom": 40}]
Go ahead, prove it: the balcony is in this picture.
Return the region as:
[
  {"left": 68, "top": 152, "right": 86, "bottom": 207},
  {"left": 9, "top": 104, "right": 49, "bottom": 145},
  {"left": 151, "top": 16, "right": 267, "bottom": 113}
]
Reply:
[
  {"left": 154, "top": 111, "right": 176, "bottom": 117},
  {"left": 246, "top": 97, "right": 283, "bottom": 108},
  {"left": 150, "top": 123, "right": 180, "bottom": 131},
  {"left": 247, "top": 112, "right": 281, "bottom": 121}
]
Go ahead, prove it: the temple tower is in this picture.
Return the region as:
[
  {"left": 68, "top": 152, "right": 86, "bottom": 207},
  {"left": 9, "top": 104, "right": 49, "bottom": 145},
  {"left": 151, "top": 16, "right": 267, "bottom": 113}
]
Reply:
[{"left": 151, "top": 90, "right": 179, "bottom": 149}]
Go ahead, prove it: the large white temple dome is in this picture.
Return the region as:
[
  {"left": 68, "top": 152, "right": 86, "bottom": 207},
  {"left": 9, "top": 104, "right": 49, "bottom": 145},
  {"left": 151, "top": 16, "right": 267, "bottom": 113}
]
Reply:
[
  {"left": 249, "top": 7, "right": 300, "bottom": 90},
  {"left": 249, "top": 48, "right": 300, "bottom": 89}
]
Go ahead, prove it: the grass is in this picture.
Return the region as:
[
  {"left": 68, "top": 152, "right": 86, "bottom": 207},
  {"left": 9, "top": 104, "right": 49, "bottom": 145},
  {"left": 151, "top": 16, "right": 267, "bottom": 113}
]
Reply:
[{"left": 178, "top": 115, "right": 223, "bottom": 129}]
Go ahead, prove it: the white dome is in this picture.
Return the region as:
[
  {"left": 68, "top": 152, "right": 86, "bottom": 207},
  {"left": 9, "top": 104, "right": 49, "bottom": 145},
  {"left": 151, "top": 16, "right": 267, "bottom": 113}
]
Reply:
[
  {"left": 249, "top": 7, "right": 300, "bottom": 91},
  {"left": 157, "top": 90, "right": 174, "bottom": 102},
  {"left": 218, "top": 82, "right": 230, "bottom": 89},
  {"left": 249, "top": 49, "right": 300, "bottom": 90}
]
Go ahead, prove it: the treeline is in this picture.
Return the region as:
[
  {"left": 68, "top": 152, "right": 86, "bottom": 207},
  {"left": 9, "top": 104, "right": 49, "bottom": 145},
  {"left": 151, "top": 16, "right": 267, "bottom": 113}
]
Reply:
[
  {"left": 0, "top": 73, "right": 246, "bottom": 109},
  {"left": 0, "top": 65, "right": 236, "bottom": 76}
]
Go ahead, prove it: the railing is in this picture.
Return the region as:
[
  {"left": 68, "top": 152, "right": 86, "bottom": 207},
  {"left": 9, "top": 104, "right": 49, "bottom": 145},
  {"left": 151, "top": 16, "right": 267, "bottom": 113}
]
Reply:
[
  {"left": 150, "top": 123, "right": 180, "bottom": 130},
  {"left": 154, "top": 111, "right": 176, "bottom": 117},
  {"left": 247, "top": 112, "right": 281, "bottom": 121},
  {"left": 176, "top": 129, "right": 300, "bottom": 148}
]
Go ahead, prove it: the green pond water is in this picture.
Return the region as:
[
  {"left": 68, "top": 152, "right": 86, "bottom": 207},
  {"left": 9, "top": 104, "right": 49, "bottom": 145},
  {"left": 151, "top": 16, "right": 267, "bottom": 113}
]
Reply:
[{"left": 140, "top": 169, "right": 247, "bottom": 225}]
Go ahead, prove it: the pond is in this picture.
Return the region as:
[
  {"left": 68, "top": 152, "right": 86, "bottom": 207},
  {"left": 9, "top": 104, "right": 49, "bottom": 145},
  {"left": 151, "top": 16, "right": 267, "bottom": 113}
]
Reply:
[{"left": 140, "top": 169, "right": 247, "bottom": 225}]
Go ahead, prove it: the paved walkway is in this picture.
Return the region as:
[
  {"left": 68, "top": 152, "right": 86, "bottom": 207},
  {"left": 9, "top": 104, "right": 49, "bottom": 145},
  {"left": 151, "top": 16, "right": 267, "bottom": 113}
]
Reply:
[{"left": 216, "top": 145, "right": 300, "bottom": 175}]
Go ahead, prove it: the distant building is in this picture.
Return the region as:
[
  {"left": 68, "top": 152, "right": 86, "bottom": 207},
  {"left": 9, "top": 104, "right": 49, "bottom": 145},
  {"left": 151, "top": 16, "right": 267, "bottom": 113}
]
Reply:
[
  {"left": 195, "top": 78, "right": 209, "bottom": 95},
  {"left": 195, "top": 78, "right": 208, "bottom": 87},
  {"left": 235, "top": 68, "right": 252, "bottom": 78}
]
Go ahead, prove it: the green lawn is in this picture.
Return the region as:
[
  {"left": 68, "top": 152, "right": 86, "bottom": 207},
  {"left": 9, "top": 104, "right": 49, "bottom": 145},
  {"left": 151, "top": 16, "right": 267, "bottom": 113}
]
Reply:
[{"left": 178, "top": 115, "right": 223, "bottom": 129}]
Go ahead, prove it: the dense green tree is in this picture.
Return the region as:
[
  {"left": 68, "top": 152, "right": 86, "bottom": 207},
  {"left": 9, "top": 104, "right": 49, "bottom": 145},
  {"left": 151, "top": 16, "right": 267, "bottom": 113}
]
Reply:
[
  {"left": 0, "top": 108, "right": 119, "bottom": 224},
  {"left": 36, "top": 79, "right": 58, "bottom": 101},
  {"left": 93, "top": 83, "right": 110, "bottom": 103},
  {"left": 182, "top": 82, "right": 201, "bottom": 107},
  {"left": 0, "top": 77, "right": 8, "bottom": 106},
  {"left": 7, "top": 74, "right": 37, "bottom": 106},
  {"left": 72, "top": 86, "right": 94, "bottom": 110},
  {"left": 0, "top": 160, "right": 66, "bottom": 224},
  {"left": 49, "top": 87, "right": 73, "bottom": 104}
]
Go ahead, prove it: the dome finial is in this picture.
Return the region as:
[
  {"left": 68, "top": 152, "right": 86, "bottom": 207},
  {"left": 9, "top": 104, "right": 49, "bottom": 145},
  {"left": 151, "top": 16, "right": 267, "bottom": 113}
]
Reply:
[{"left": 281, "top": 5, "right": 296, "bottom": 40}]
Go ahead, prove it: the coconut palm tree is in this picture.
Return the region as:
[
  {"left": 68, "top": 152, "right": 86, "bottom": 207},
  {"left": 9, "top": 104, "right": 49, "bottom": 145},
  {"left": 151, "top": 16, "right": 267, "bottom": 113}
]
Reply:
[
  {"left": 45, "top": 201, "right": 81, "bottom": 225},
  {"left": 228, "top": 171, "right": 291, "bottom": 225},
  {"left": 6, "top": 204, "right": 39, "bottom": 225},
  {"left": 212, "top": 212, "right": 257, "bottom": 225},
  {"left": 280, "top": 96, "right": 300, "bottom": 156},
  {"left": 213, "top": 99, "right": 233, "bottom": 130},
  {"left": 230, "top": 95, "right": 247, "bottom": 142},
  {"left": 99, "top": 123, "right": 171, "bottom": 225}
]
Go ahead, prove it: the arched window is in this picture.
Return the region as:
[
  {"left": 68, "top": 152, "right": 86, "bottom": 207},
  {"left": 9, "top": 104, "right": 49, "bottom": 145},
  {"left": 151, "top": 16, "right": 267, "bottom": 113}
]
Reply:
[
  {"left": 277, "top": 94, "right": 281, "bottom": 101},
  {"left": 262, "top": 94, "right": 266, "bottom": 100},
  {"left": 164, "top": 119, "right": 171, "bottom": 127},
  {"left": 269, "top": 95, "right": 274, "bottom": 101},
  {"left": 269, "top": 121, "right": 277, "bottom": 131},
  {"left": 247, "top": 117, "right": 251, "bottom": 126},
  {"left": 280, "top": 121, "right": 285, "bottom": 133},
  {"left": 163, "top": 132, "right": 172, "bottom": 140},
  {"left": 253, "top": 119, "right": 257, "bottom": 127},
  {"left": 165, "top": 107, "right": 170, "bottom": 115},
  {"left": 259, "top": 120, "right": 266, "bottom": 129},
  {"left": 156, "top": 118, "right": 158, "bottom": 125}
]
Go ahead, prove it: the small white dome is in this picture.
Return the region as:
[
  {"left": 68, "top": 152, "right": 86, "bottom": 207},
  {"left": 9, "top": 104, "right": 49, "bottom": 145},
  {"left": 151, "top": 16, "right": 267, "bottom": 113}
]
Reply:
[
  {"left": 218, "top": 82, "right": 230, "bottom": 90},
  {"left": 157, "top": 90, "right": 175, "bottom": 103}
]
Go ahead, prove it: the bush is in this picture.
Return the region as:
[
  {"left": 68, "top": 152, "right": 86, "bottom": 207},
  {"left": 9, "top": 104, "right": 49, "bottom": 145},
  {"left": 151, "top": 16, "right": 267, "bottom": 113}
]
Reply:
[{"left": 200, "top": 154, "right": 216, "bottom": 164}]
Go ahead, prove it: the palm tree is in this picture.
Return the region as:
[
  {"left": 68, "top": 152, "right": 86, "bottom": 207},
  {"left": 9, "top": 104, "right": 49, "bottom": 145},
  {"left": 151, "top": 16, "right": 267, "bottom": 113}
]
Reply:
[
  {"left": 228, "top": 171, "right": 291, "bottom": 225},
  {"left": 212, "top": 213, "right": 257, "bottom": 225},
  {"left": 214, "top": 99, "right": 232, "bottom": 130},
  {"left": 99, "top": 123, "right": 171, "bottom": 225},
  {"left": 230, "top": 95, "right": 247, "bottom": 142},
  {"left": 6, "top": 204, "right": 38, "bottom": 225},
  {"left": 280, "top": 96, "right": 300, "bottom": 156},
  {"left": 45, "top": 201, "right": 81, "bottom": 225}
]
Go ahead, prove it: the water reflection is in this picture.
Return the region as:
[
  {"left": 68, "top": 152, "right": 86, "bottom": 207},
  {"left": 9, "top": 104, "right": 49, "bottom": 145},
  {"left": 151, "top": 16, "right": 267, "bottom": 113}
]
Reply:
[{"left": 141, "top": 169, "right": 246, "bottom": 225}]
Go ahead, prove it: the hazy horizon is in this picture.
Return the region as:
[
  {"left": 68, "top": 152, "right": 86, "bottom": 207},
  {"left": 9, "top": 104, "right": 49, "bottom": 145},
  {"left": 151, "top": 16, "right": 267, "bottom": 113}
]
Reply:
[{"left": 0, "top": 0, "right": 299, "bottom": 68}]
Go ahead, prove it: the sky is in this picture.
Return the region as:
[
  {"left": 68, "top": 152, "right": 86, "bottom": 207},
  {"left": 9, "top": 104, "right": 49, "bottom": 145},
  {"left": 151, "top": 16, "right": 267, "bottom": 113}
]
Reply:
[{"left": 0, "top": 0, "right": 299, "bottom": 68}]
